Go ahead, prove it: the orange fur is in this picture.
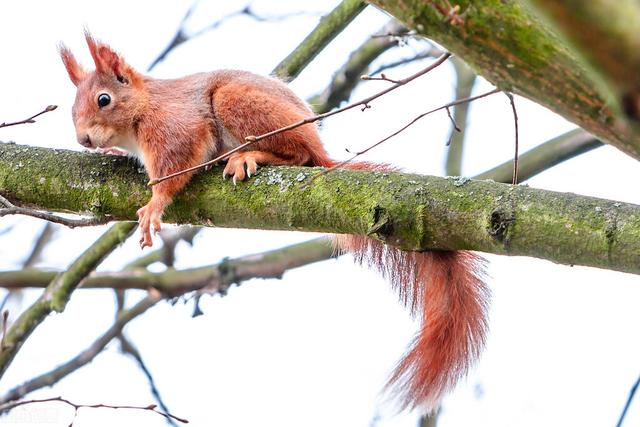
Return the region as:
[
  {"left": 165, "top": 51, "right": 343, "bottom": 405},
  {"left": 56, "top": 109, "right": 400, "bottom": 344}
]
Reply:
[
  {"left": 337, "top": 236, "right": 489, "bottom": 410},
  {"left": 61, "top": 33, "right": 490, "bottom": 410}
]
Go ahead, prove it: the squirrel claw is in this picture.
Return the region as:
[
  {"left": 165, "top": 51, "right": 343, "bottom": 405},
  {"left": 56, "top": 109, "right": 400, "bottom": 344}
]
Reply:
[
  {"left": 137, "top": 202, "right": 163, "bottom": 249},
  {"left": 223, "top": 152, "right": 259, "bottom": 184}
]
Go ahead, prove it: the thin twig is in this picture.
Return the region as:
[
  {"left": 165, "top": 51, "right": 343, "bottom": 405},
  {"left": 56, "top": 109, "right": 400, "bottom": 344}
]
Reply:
[
  {"left": 0, "top": 310, "right": 8, "bottom": 352},
  {"left": 0, "top": 194, "right": 106, "bottom": 228},
  {"left": 0, "top": 295, "right": 159, "bottom": 405},
  {"left": 368, "top": 48, "right": 442, "bottom": 77},
  {"left": 445, "top": 106, "right": 461, "bottom": 143},
  {"left": 0, "top": 105, "right": 57, "bottom": 129},
  {"left": 361, "top": 73, "right": 401, "bottom": 84},
  {"left": 149, "top": 3, "right": 320, "bottom": 71},
  {"left": 308, "top": 19, "right": 409, "bottom": 114},
  {"left": 505, "top": 92, "right": 519, "bottom": 185},
  {"left": 22, "top": 222, "right": 56, "bottom": 268},
  {"left": 118, "top": 335, "right": 180, "bottom": 427},
  {"left": 371, "top": 29, "right": 417, "bottom": 38},
  {"left": 473, "top": 128, "right": 602, "bottom": 183},
  {"left": 0, "top": 396, "right": 188, "bottom": 424},
  {"left": 616, "top": 374, "right": 640, "bottom": 427},
  {"left": 149, "top": 52, "right": 452, "bottom": 186},
  {"left": 301, "top": 87, "right": 501, "bottom": 188}
]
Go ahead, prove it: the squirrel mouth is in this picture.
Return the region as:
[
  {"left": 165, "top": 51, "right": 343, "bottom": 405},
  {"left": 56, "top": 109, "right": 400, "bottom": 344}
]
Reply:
[{"left": 79, "top": 135, "right": 93, "bottom": 148}]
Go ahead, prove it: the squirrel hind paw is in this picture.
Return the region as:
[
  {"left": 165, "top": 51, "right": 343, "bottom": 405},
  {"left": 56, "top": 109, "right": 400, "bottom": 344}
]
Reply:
[{"left": 223, "top": 153, "right": 258, "bottom": 183}]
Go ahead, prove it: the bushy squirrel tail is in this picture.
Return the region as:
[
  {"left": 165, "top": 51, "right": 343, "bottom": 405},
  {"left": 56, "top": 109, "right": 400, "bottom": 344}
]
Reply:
[{"left": 334, "top": 235, "right": 489, "bottom": 410}]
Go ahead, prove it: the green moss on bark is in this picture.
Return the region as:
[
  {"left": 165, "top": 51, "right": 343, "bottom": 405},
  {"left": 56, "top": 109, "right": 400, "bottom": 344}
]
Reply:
[
  {"left": 368, "top": 0, "right": 640, "bottom": 159},
  {"left": 2, "top": 143, "right": 640, "bottom": 275}
]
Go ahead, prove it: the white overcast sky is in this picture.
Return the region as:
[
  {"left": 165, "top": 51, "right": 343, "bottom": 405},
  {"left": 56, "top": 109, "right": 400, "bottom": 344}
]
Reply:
[{"left": 0, "top": 1, "right": 639, "bottom": 427}]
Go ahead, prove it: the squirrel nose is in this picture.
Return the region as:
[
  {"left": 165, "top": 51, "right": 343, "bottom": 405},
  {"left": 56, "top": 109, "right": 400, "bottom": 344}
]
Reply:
[{"left": 79, "top": 135, "right": 93, "bottom": 148}]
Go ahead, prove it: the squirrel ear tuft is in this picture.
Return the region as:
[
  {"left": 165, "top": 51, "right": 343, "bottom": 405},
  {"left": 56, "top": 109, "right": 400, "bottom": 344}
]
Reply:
[
  {"left": 85, "top": 30, "right": 142, "bottom": 86},
  {"left": 59, "top": 43, "right": 85, "bottom": 87}
]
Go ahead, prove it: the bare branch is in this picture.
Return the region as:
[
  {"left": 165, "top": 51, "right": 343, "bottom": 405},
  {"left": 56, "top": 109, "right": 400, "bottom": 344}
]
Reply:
[
  {"left": 0, "top": 105, "right": 57, "bottom": 129},
  {"left": 0, "top": 222, "right": 137, "bottom": 380},
  {"left": 445, "top": 58, "right": 477, "bottom": 176},
  {"left": 505, "top": 92, "right": 520, "bottom": 184},
  {"left": 302, "top": 87, "right": 501, "bottom": 186},
  {"left": 370, "top": 0, "right": 640, "bottom": 159},
  {"left": 473, "top": 129, "right": 603, "bottom": 184},
  {"left": 0, "top": 238, "right": 334, "bottom": 406},
  {"left": 0, "top": 396, "right": 187, "bottom": 424},
  {"left": 0, "top": 194, "right": 106, "bottom": 228},
  {"left": 117, "top": 334, "right": 179, "bottom": 427},
  {"left": 616, "top": 373, "right": 640, "bottom": 427},
  {"left": 0, "top": 238, "right": 334, "bottom": 293},
  {"left": 0, "top": 295, "right": 160, "bottom": 404},
  {"left": 308, "top": 19, "right": 410, "bottom": 114},
  {"left": 368, "top": 48, "right": 442, "bottom": 77},
  {"left": 148, "top": 3, "right": 320, "bottom": 71},
  {"left": 272, "top": 0, "right": 368, "bottom": 80}
]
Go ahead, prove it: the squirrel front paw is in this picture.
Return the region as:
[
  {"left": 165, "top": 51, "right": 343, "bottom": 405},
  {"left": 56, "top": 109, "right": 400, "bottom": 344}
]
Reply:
[
  {"left": 223, "top": 152, "right": 258, "bottom": 185},
  {"left": 96, "top": 147, "right": 130, "bottom": 156},
  {"left": 136, "top": 203, "right": 162, "bottom": 249}
]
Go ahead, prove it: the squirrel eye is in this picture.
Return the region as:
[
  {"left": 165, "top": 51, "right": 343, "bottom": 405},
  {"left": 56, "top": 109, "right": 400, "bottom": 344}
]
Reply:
[{"left": 97, "top": 93, "right": 111, "bottom": 108}]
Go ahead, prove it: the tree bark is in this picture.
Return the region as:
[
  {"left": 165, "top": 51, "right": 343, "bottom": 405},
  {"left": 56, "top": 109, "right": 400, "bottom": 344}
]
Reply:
[{"left": 1, "top": 143, "right": 639, "bottom": 275}]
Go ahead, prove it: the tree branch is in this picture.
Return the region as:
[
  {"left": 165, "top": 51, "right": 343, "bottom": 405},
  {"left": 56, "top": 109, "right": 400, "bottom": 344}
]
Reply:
[
  {"left": 367, "top": 0, "right": 640, "bottom": 160},
  {"left": 445, "top": 58, "right": 477, "bottom": 176},
  {"left": 148, "top": 3, "right": 321, "bottom": 72},
  {"left": 272, "top": 0, "right": 368, "bottom": 80},
  {"left": 0, "top": 238, "right": 334, "bottom": 404},
  {"left": 1, "top": 143, "right": 639, "bottom": 274},
  {"left": 523, "top": 0, "right": 640, "bottom": 121},
  {"left": 0, "top": 238, "right": 335, "bottom": 293},
  {"left": 0, "top": 294, "right": 159, "bottom": 404},
  {"left": 474, "top": 129, "right": 602, "bottom": 183},
  {"left": 0, "top": 106, "right": 57, "bottom": 130},
  {"left": 308, "top": 19, "right": 409, "bottom": 114},
  {"left": 0, "top": 396, "right": 187, "bottom": 424},
  {"left": 0, "top": 222, "right": 136, "bottom": 379}
]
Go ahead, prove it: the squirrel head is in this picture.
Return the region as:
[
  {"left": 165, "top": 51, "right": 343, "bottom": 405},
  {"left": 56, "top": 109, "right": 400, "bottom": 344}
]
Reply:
[{"left": 60, "top": 31, "right": 146, "bottom": 150}]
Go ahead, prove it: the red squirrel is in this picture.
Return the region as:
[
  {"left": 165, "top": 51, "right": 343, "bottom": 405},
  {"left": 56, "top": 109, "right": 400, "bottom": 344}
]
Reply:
[{"left": 60, "top": 32, "right": 489, "bottom": 411}]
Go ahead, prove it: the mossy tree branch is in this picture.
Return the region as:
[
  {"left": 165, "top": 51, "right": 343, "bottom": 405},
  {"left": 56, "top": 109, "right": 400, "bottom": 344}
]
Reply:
[
  {"left": 523, "top": 0, "right": 640, "bottom": 120},
  {"left": 272, "top": 0, "right": 368, "bottom": 80},
  {"left": 368, "top": 0, "right": 640, "bottom": 160},
  {"left": 0, "top": 237, "right": 333, "bottom": 404},
  {"left": 1, "top": 143, "right": 639, "bottom": 275},
  {"left": 445, "top": 58, "right": 477, "bottom": 176},
  {"left": 0, "top": 238, "right": 334, "bottom": 294},
  {"left": 0, "top": 294, "right": 160, "bottom": 405},
  {"left": 474, "top": 128, "right": 602, "bottom": 183},
  {"left": 0, "top": 221, "right": 136, "bottom": 379},
  {"left": 308, "top": 19, "right": 408, "bottom": 114}
]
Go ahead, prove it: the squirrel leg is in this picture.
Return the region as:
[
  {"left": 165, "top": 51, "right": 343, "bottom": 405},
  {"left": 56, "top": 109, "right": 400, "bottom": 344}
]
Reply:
[
  {"left": 223, "top": 151, "right": 302, "bottom": 184},
  {"left": 136, "top": 190, "right": 169, "bottom": 249},
  {"left": 136, "top": 173, "right": 192, "bottom": 248}
]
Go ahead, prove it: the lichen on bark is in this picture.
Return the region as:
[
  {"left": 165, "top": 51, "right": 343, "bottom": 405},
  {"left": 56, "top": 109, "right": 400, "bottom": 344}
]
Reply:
[{"left": 1, "top": 142, "right": 640, "bottom": 275}]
